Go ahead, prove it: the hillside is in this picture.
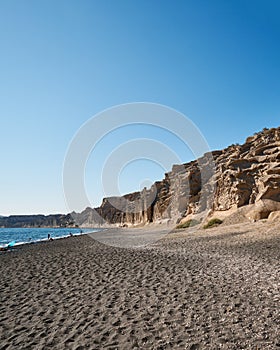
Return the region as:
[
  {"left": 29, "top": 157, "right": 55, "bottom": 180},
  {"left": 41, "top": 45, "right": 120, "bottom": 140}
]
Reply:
[{"left": 0, "top": 214, "right": 75, "bottom": 228}]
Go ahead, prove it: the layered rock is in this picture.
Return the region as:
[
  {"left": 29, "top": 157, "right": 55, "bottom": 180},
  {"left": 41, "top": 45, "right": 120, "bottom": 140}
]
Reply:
[
  {"left": 76, "top": 126, "right": 280, "bottom": 227},
  {"left": 212, "top": 128, "right": 280, "bottom": 212},
  {"left": 3, "top": 126, "right": 280, "bottom": 228}
]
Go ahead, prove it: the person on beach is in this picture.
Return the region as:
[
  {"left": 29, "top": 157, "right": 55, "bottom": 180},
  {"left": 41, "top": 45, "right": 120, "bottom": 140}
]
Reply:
[{"left": 48, "top": 233, "right": 53, "bottom": 241}]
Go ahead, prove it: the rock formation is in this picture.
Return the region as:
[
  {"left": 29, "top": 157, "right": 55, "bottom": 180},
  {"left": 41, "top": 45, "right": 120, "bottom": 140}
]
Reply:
[
  {"left": 2, "top": 126, "right": 280, "bottom": 228},
  {"left": 71, "top": 126, "right": 280, "bottom": 227}
]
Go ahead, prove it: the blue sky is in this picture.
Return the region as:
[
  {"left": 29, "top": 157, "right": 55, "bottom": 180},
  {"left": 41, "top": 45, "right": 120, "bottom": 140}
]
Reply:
[{"left": 0, "top": 0, "right": 279, "bottom": 215}]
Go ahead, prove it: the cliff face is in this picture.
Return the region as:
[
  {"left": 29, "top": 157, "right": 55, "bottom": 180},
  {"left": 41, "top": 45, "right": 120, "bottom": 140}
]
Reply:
[
  {"left": 3, "top": 126, "right": 280, "bottom": 228},
  {"left": 74, "top": 126, "right": 280, "bottom": 227},
  {"left": 213, "top": 127, "right": 280, "bottom": 210}
]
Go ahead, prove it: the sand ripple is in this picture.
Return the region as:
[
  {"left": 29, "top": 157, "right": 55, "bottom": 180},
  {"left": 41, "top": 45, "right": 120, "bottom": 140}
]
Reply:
[{"left": 0, "top": 223, "right": 279, "bottom": 349}]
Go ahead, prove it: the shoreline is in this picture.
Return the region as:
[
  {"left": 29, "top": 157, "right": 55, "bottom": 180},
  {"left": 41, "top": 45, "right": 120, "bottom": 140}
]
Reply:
[{"left": 0, "top": 227, "right": 104, "bottom": 250}]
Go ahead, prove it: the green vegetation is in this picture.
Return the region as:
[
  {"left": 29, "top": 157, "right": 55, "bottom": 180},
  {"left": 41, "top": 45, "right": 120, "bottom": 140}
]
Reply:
[
  {"left": 176, "top": 219, "right": 200, "bottom": 229},
  {"left": 203, "top": 218, "right": 223, "bottom": 229}
]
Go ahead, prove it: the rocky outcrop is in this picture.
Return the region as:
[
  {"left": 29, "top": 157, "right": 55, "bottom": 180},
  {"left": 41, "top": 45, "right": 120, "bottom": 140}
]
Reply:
[
  {"left": 78, "top": 126, "right": 280, "bottom": 227},
  {"left": 212, "top": 128, "right": 280, "bottom": 212},
  {"left": 244, "top": 199, "right": 280, "bottom": 221},
  {"left": 4, "top": 126, "right": 280, "bottom": 228}
]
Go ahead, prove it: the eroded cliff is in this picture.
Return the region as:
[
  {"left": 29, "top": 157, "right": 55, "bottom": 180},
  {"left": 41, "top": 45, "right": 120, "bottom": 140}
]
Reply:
[
  {"left": 3, "top": 126, "right": 280, "bottom": 228},
  {"left": 73, "top": 126, "right": 280, "bottom": 227}
]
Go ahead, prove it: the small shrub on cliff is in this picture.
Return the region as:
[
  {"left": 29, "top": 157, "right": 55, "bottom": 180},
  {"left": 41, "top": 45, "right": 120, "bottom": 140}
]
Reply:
[
  {"left": 176, "top": 219, "right": 200, "bottom": 229},
  {"left": 203, "top": 218, "right": 223, "bottom": 229}
]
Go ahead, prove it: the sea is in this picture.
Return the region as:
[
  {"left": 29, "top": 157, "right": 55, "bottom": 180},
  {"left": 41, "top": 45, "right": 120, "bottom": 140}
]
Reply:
[{"left": 0, "top": 227, "right": 101, "bottom": 247}]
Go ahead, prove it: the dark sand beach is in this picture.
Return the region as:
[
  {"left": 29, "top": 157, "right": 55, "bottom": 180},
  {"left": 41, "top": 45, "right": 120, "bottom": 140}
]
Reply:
[{"left": 0, "top": 223, "right": 279, "bottom": 349}]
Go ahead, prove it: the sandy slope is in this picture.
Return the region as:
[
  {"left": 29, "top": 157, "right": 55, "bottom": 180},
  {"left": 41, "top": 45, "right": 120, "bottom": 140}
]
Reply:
[{"left": 0, "top": 222, "right": 279, "bottom": 349}]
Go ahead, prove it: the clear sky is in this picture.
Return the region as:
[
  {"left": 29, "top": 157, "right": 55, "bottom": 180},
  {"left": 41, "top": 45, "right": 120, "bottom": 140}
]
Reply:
[{"left": 0, "top": 0, "right": 279, "bottom": 215}]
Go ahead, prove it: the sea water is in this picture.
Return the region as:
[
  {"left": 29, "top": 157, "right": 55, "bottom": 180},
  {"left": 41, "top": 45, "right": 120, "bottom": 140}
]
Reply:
[{"left": 0, "top": 227, "right": 101, "bottom": 247}]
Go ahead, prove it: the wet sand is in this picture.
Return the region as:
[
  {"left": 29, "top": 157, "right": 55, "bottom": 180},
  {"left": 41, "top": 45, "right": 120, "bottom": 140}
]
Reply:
[{"left": 0, "top": 222, "right": 279, "bottom": 349}]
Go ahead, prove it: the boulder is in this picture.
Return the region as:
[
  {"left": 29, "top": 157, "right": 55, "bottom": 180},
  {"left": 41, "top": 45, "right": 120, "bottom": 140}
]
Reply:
[{"left": 268, "top": 211, "right": 280, "bottom": 221}]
